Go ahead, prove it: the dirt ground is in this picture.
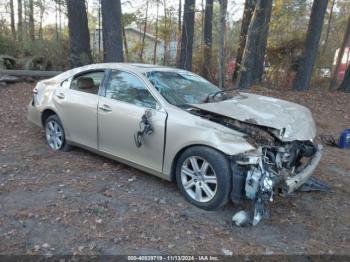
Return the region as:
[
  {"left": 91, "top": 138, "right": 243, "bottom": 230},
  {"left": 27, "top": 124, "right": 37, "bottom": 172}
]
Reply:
[{"left": 0, "top": 82, "right": 349, "bottom": 256}]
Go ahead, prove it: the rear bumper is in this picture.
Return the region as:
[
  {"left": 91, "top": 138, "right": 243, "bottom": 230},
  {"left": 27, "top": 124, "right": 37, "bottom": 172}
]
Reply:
[
  {"left": 27, "top": 99, "right": 42, "bottom": 127},
  {"left": 285, "top": 144, "right": 323, "bottom": 193}
]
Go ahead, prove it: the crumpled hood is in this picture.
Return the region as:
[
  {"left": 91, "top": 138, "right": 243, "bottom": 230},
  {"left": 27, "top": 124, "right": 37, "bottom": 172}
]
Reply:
[{"left": 191, "top": 92, "right": 316, "bottom": 141}]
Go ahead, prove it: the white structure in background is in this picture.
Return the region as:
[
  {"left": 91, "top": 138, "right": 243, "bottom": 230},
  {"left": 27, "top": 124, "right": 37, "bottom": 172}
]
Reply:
[{"left": 91, "top": 27, "right": 177, "bottom": 64}]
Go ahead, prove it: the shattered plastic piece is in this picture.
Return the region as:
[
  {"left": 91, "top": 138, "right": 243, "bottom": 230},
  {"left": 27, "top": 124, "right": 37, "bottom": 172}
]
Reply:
[
  {"left": 42, "top": 243, "right": 50, "bottom": 248},
  {"left": 297, "top": 176, "right": 331, "bottom": 192},
  {"left": 232, "top": 210, "right": 250, "bottom": 227},
  {"left": 221, "top": 248, "right": 233, "bottom": 256},
  {"left": 232, "top": 198, "right": 268, "bottom": 227}
]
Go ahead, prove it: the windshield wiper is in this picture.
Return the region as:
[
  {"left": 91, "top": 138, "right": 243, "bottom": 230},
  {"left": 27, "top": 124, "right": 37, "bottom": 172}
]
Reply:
[{"left": 204, "top": 87, "right": 240, "bottom": 103}]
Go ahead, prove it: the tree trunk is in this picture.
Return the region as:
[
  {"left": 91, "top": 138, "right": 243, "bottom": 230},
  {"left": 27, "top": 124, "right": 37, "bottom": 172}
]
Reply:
[
  {"left": 293, "top": 0, "right": 329, "bottom": 91},
  {"left": 175, "top": 0, "right": 182, "bottom": 66},
  {"left": 201, "top": 0, "right": 213, "bottom": 80},
  {"left": 140, "top": 0, "right": 149, "bottom": 62},
  {"left": 101, "top": 0, "right": 124, "bottom": 62},
  {"left": 218, "top": 0, "right": 227, "bottom": 89},
  {"left": 236, "top": 0, "right": 273, "bottom": 89},
  {"left": 201, "top": 0, "right": 204, "bottom": 53},
  {"left": 58, "top": 0, "right": 62, "bottom": 34},
  {"left": 66, "top": 0, "right": 92, "bottom": 67},
  {"left": 179, "top": 0, "right": 196, "bottom": 70},
  {"left": 98, "top": 0, "right": 101, "bottom": 57},
  {"left": 55, "top": 0, "right": 59, "bottom": 40},
  {"left": 17, "top": 0, "right": 23, "bottom": 42},
  {"left": 339, "top": 64, "right": 350, "bottom": 92},
  {"left": 323, "top": 0, "right": 336, "bottom": 53},
  {"left": 232, "top": 0, "right": 256, "bottom": 81},
  {"left": 10, "top": 0, "right": 16, "bottom": 40},
  {"left": 153, "top": 0, "right": 160, "bottom": 64},
  {"left": 28, "top": 0, "right": 35, "bottom": 41},
  {"left": 38, "top": 1, "right": 45, "bottom": 40},
  {"left": 163, "top": 0, "right": 168, "bottom": 65},
  {"left": 329, "top": 15, "right": 350, "bottom": 90}
]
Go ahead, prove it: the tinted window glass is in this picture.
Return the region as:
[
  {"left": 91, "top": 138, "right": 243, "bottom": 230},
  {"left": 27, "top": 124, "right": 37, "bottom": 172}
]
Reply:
[
  {"left": 70, "top": 71, "right": 105, "bottom": 95},
  {"left": 105, "top": 70, "right": 157, "bottom": 109}
]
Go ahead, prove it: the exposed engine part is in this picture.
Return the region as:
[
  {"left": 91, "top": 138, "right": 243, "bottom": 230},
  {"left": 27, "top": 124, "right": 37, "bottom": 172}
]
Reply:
[
  {"left": 222, "top": 118, "right": 276, "bottom": 146},
  {"left": 232, "top": 155, "right": 277, "bottom": 227},
  {"left": 232, "top": 141, "right": 322, "bottom": 227},
  {"left": 245, "top": 168, "right": 263, "bottom": 200},
  {"left": 134, "top": 111, "right": 153, "bottom": 148},
  {"left": 262, "top": 140, "right": 317, "bottom": 171},
  {"left": 188, "top": 107, "right": 276, "bottom": 146},
  {"left": 246, "top": 153, "right": 277, "bottom": 201}
]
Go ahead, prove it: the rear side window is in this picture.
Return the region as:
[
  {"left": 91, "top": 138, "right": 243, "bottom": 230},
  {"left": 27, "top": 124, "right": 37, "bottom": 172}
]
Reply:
[
  {"left": 70, "top": 71, "right": 105, "bottom": 95},
  {"left": 105, "top": 70, "right": 157, "bottom": 109}
]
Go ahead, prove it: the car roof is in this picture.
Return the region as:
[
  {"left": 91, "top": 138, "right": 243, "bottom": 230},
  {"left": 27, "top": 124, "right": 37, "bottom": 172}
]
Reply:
[
  {"left": 87, "top": 63, "right": 182, "bottom": 73},
  {"left": 49, "top": 63, "right": 188, "bottom": 83}
]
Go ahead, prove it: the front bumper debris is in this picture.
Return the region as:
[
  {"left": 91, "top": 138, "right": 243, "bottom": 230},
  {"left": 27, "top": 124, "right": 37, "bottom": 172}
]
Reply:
[{"left": 285, "top": 144, "right": 323, "bottom": 193}]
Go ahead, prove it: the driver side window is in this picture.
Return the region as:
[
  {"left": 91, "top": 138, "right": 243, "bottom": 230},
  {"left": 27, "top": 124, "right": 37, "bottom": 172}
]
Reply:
[{"left": 105, "top": 70, "right": 157, "bottom": 109}]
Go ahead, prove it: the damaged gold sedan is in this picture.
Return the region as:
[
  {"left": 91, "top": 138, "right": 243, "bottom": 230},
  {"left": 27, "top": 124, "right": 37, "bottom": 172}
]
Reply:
[{"left": 27, "top": 63, "right": 323, "bottom": 226}]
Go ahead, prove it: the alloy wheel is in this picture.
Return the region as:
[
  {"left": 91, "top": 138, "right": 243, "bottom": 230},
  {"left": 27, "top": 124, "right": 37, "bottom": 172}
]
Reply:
[
  {"left": 45, "top": 120, "right": 63, "bottom": 150},
  {"left": 180, "top": 156, "right": 218, "bottom": 203}
]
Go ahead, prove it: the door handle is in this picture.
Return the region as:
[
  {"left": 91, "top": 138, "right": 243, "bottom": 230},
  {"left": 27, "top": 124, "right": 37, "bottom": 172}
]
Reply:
[
  {"left": 98, "top": 104, "right": 112, "bottom": 112},
  {"left": 55, "top": 92, "right": 65, "bottom": 99}
]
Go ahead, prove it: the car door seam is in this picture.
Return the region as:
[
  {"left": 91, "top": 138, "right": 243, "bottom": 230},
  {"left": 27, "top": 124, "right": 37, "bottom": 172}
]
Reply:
[{"left": 161, "top": 113, "right": 169, "bottom": 174}]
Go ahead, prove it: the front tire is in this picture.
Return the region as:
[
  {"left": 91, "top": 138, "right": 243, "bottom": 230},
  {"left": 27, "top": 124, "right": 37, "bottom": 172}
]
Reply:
[
  {"left": 45, "top": 115, "right": 71, "bottom": 151},
  {"left": 175, "top": 146, "right": 231, "bottom": 210}
]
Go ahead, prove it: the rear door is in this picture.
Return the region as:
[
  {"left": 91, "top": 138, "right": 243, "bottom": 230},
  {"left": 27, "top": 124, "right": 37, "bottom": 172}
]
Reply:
[
  {"left": 54, "top": 70, "right": 106, "bottom": 149},
  {"left": 98, "top": 70, "right": 167, "bottom": 172}
]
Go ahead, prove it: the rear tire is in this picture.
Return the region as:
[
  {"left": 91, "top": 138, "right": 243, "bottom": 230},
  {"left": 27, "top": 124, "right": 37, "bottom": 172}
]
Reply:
[
  {"left": 175, "top": 146, "right": 231, "bottom": 210},
  {"left": 45, "top": 115, "right": 71, "bottom": 152}
]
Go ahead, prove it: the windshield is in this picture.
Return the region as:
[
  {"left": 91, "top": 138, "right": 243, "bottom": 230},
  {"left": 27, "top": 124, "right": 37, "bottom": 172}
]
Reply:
[{"left": 145, "top": 71, "right": 220, "bottom": 106}]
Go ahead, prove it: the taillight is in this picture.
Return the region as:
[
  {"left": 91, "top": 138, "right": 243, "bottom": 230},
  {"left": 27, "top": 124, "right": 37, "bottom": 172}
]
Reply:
[{"left": 32, "top": 86, "right": 38, "bottom": 106}]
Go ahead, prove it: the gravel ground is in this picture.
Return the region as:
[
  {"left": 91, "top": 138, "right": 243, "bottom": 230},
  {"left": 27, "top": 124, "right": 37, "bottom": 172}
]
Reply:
[{"left": 0, "top": 82, "right": 349, "bottom": 256}]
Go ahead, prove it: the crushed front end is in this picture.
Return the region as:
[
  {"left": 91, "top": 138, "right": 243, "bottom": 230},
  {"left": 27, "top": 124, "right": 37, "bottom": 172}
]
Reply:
[
  {"left": 188, "top": 107, "right": 323, "bottom": 226},
  {"left": 231, "top": 141, "right": 323, "bottom": 226}
]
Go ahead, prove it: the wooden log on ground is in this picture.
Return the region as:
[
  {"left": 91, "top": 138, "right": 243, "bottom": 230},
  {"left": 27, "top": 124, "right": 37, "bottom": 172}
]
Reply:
[
  {"left": 0, "top": 69, "right": 62, "bottom": 78},
  {"left": 0, "top": 75, "right": 20, "bottom": 83}
]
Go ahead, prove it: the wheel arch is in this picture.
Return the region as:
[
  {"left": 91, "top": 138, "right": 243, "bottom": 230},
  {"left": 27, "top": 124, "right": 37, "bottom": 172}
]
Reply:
[
  {"left": 170, "top": 144, "right": 230, "bottom": 183},
  {"left": 41, "top": 108, "right": 58, "bottom": 127}
]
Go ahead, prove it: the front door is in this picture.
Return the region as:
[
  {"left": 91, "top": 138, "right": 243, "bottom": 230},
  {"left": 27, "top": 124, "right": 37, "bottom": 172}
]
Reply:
[{"left": 98, "top": 70, "right": 167, "bottom": 172}]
